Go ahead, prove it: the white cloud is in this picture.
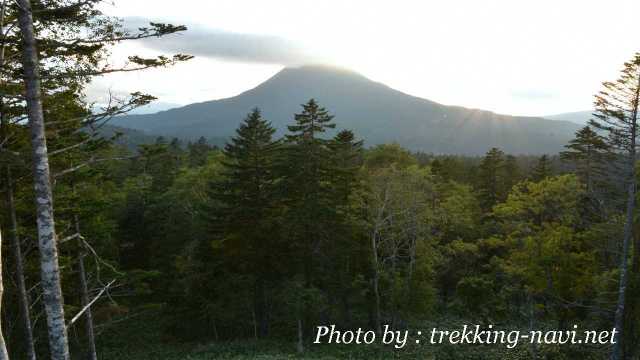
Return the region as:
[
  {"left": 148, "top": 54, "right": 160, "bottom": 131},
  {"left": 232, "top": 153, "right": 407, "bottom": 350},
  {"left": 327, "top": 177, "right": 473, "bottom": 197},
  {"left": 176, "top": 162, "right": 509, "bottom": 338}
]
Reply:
[{"left": 90, "top": 0, "right": 640, "bottom": 116}]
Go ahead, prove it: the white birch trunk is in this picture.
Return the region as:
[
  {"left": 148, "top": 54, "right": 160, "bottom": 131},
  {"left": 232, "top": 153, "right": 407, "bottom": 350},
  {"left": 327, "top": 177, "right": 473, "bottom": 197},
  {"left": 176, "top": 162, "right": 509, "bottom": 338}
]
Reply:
[
  {"left": 75, "top": 215, "right": 97, "bottom": 360},
  {"left": 16, "top": 0, "right": 70, "bottom": 358},
  {"left": 5, "top": 167, "right": 36, "bottom": 360},
  {"left": 0, "top": 229, "right": 9, "bottom": 360}
]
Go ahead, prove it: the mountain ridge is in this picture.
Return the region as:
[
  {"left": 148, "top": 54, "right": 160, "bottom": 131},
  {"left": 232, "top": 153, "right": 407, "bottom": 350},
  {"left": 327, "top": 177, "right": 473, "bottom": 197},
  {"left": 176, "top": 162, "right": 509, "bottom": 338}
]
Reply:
[{"left": 112, "top": 65, "right": 581, "bottom": 155}]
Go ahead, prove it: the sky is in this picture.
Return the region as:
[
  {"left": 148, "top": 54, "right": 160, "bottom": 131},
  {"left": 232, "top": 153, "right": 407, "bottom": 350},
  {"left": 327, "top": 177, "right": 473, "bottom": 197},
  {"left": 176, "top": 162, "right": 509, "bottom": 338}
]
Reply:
[{"left": 89, "top": 0, "right": 640, "bottom": 117}]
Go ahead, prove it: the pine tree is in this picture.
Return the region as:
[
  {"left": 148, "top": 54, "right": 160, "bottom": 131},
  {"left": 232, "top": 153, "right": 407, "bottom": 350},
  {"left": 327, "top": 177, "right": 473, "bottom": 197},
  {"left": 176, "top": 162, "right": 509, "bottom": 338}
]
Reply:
[
  {"left": 188, "top": 136, "right": 212, "bottom": 167},
  {"left": 282, "top": 98, "right": 336, "bottom": 280},
  {"left": 329, "top": 130, "right": 363, "bottom": 212},
  {"left": 280, "top": 99, "right": 336, "bottom": 338},
  {"left": 588, "top": 52, "right": 640, "bottom": 360},
  {"left": 477, "top": 147, "right": 506, "bottom": 211},
  {"left": 560, "top": 126, "right": 611, "bottom": 192},
  {"left": 327, "top": 130, "right": 364, "bottom": 324},
  {"left": 214, "top": 108, "right": 281, "bottom": 337},
  {"left": 531, "top": 155, "right": 553, "bottom": 182},
  {"left": 503, "top": 155, "right": 521, "bottom": 193}
]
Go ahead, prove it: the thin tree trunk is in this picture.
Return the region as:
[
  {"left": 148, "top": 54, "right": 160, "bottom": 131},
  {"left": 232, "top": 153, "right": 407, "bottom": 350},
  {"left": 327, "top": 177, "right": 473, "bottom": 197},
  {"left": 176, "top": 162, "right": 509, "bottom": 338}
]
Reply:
[
  {"left": 0, "top": 1, "right": 12, "bottom": 357},
  {"left": 5, "top": 167, "right": 36, "bottom": 360},
  {"left": 16, "top": 1, "right": 70, "bottom": 358},
  {"left": 612, "top": 164, "right": 635, "bottom": 360},
  {"left": 255, "top": 277, "right": 268, "bottom": 338},
  {"left": 296, "top": 317, "right": 304, "bottom": 354},
  {"left": 370, "top": 184, "right": 388, "bottom": 335},
  {"left": 371, "top": 232, "right": 382, "bottom": 334},
  {"left": 75, "top": 215, "right": 97, "bottom": 360},
  {"left": 0, "top": 229, "right": 10, "bottom": 360}
]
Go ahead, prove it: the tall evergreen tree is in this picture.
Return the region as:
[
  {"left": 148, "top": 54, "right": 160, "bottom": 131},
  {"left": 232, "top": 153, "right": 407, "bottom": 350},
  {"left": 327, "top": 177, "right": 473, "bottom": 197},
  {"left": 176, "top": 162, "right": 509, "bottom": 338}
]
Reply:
[
  {"left": 327, "top": 130, "right": 364, "bottom": 324},
  {"left": 588, "top": 52, "right": 640, "bottom": 360},
  {"left": 279, "top": 99, "right": 336, "bottom": 338},
  {"left": 560, "top": 126, "right": 611, "bottom": 192},
  {"left": 282, "top": 98, "right": 336, "bottom": 283},
  {"left": 503, "top": 155, "right": 521, "bottom": 193},
  {"left": 477, "top": 147, "right": 506, "bottom": 211},
  {"left": 188, "top": 136, "right": 212, "bottom": 167},
  {"left": 214, "top": 108, "right": 281, "bottom": 337},
  {"left": 531, "top": 155, "right": 553, "bottom": 182},
  {"left": 329, "top": 130, "right": 363, "bottom": 212}
]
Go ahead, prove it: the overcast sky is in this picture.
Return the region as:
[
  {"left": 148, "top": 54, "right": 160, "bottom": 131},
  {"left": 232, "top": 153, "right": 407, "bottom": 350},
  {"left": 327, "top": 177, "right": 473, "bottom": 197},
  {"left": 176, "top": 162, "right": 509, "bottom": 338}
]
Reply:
[{"left": 90, "top": 0, "right": 640, "bottom": 116}]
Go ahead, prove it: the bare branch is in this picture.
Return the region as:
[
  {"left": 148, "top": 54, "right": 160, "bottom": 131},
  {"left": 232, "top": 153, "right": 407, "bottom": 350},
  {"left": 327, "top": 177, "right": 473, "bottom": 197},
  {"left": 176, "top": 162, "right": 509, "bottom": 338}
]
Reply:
[{"left": 67, "top": 279, "right": 116, "bottom": 327}]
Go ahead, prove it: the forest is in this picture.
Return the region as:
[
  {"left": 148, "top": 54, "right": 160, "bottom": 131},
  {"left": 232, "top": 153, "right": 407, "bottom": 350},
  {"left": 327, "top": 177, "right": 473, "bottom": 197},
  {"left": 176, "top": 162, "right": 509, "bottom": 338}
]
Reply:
[{"left": 1, "top": 1, "right": 640, "bottom": 360}]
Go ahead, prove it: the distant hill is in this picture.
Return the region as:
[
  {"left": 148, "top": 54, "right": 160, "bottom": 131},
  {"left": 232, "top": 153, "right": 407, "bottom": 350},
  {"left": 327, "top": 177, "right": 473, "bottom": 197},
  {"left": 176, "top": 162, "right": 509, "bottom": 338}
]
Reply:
[
  {"left": 98, "top": 125, "right": 158, "bottom": 151},
  {"left": 544, "top": 110, "right": 593, "bottom": 125},
  {"left": 112, "top": 66, "right": 581, "bottom": 155},
  {"left": 98, "top": 125, "right": 227, "bottom": 151}
]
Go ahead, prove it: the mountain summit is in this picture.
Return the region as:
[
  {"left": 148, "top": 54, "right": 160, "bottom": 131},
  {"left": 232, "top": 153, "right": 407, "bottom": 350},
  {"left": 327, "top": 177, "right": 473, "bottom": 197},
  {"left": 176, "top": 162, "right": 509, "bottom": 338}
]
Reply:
[{"left": 112, "top": 66, "right": 580, "bottom": 154}]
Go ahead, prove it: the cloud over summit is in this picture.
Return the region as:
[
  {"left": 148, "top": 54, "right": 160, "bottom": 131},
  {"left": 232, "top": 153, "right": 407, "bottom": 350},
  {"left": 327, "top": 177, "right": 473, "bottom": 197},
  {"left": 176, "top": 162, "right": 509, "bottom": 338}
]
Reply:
[{"left": 124, "top": 17, "right": 316, "bottom": 66}]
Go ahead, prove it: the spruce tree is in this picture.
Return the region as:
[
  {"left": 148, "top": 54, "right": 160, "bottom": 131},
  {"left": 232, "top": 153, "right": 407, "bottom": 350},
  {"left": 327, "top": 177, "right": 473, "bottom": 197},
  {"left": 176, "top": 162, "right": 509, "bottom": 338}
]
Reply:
[
  {"left": 327, "top": 130, "right": 364, "bottom": 324},
  {"left": 280, "top": 99, "right": 336, "bottom": 333},
  {"left": 215, "top": 108, "right": 281, "bottom": 337},
  {"left": 560, "top": 126, "right": 611, "bottom": 192},
  {"left": 531, "top": 155, "right": 553, "bottom": 182},
  {"left": 188, "top": 136, "right": 212, "bottom": 167},
  {"left": 477, "top": 147, "right": 506, "bottom": 211},
  {"left": 329, "top": 130, "right": 363, "bottom": 212},
  {"left": 503, "top": 155, "right": 521, "bottom": 193}
]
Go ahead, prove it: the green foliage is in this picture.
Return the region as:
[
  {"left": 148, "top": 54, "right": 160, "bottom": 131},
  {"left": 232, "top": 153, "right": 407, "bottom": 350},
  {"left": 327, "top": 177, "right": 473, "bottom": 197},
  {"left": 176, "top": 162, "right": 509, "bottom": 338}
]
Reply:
[
  {"left": 560, "top": 126, "right": 611, "bottom": 191},
  {"left": 476, "top": 147, "right": 508, "bottom": 211},
  {"left": 530, "top": 155, "right": 553, "bottom": 182}
]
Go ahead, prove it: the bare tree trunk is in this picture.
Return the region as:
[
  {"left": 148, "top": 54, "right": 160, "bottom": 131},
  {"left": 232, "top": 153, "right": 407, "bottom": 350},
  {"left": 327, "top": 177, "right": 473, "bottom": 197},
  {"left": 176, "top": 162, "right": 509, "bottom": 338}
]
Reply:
[
  {"left": 0, "top": 1, "right": 12, "bottom": 357},
  {"left": 16, "top": 0, "right": 70, "bottom": 358},
  {"left": 371, "top": 231, "right": 382, "bottom": 334},
  {"left": 254, "top": 277, "right": 268, "bottom": 338},
  {"left": 370, "top": 184, "right": 389, "bottom": 334},
  {"left": 5, "top": 167, "right": 36, "bottom": 360},
  {"left": 296, "top": 317, "right": 304, "bottom": 354},
  {"left": 75, "top": 215, "right": 97, "bottom": 360},
  {"left": 612, "top": 166, "right": 635, "bottom": 360},
  {"left": 0, "top": 229, "right": 10, "bottom": 360}
]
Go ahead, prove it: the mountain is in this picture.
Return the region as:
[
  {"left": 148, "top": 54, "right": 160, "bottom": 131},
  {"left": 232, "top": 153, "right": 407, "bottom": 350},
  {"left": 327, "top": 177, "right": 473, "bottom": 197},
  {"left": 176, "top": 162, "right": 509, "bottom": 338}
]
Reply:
[
  {"left": 544, "top": 110, "right": 592, "bottom": 125},
  {"left": 112, "top": 66, "right": 581, "bottom": 155},
  {"left": 98, "top": 125, "right": 162, "bottom": 151}
]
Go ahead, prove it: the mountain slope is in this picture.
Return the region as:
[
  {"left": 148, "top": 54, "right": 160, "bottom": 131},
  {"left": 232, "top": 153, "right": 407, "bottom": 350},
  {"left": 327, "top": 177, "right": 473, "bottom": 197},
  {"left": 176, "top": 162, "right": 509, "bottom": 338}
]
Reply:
[
  {"left": 112, "top": 66, "right": 580, "bottom": 155},
  {"left": 544, "top": 110, "right": 592, "bottom": 125}
]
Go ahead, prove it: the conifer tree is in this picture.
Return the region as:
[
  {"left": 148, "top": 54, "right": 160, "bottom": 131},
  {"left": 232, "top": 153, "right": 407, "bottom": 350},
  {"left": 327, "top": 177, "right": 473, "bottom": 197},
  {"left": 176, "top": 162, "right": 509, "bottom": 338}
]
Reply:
[
  {"left": 214, "top": 108, "right": 281, "bottom": 337},
  {"left": 330, "top": 130, "right": 363, "bottom": 212},
  {"left": 588, "top": 52, "right": 640, "bottom": 360},
  {"left": 188, "top": 136, "right": 211, "bottom": 167},
  {"left": 503, "top": 155, "right": 521, "bottom": 193},
  {"left": 280, "top": 99, "right": 336, "bottom": 339},
  {"left": 531, "top": 155, "right": 553, "bottom": 182},
  {"left": 327, "top": 129, "right": 364, "bottom": 324},
  {"left": 560, "top": 126, "right": 611, "bottom": 192},
  {"left": 477, "top": 147, "right": 506, "bottom": 211},
  {"left": 282, "top": 99, "right": 336, "bottom": 284}
]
